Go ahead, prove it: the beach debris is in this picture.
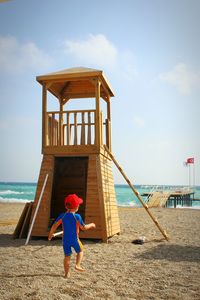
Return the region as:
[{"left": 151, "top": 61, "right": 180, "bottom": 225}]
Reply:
[
  {"left": 53, "top": 230, "right": 63, "bottom": 237},
  {"left": 132, "top": 236, "right": 146, "bottom": 245}
]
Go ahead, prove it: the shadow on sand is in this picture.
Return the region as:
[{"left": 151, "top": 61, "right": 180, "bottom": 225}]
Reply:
[
  {"left": 0, "top": 233, "right": 100, "bottom": 249},
  {"left": 0, "top": 273, "right": 62, "bottom": 279},
  {"left": 135, "top": 243, "right": 200, "bottom": 262}
]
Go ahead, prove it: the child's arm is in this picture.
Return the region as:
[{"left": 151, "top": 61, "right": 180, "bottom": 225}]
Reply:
[
  {"left": 80, "top": 223, "right": 96, "bottom": 231},
  {"left": 48, "top": 220, "right": 62, "bottom": 240}
]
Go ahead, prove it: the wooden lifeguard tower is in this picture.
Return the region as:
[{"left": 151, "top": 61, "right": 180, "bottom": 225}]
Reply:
[{"left": 26, "top": 67, "right": 120, "bottom": 241}]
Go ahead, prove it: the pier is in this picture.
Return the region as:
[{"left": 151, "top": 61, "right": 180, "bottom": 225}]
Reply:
[{"left": 142, "top": 188, "right": 195, "bottom": 208}]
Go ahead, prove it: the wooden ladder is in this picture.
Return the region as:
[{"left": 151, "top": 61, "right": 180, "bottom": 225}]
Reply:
[{"left": 104, "top": 146, "right": 169, "bottom": 241}]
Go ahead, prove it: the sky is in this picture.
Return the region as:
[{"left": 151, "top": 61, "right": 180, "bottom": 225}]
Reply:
[{"left": 0, "top": 0, "right": 199, "bottom": 186}]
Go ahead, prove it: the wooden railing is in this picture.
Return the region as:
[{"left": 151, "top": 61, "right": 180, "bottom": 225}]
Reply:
[{"left": 46, "top": 110, "right": 111, "bottom": 148}]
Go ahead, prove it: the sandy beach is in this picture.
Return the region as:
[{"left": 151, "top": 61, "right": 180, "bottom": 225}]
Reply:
[{"left": 0, "top": 203, "right": 199, "bottom": 300}]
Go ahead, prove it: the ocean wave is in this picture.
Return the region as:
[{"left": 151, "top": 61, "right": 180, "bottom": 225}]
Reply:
[
  {"left": 0, "top": 190, "right": 34, "bottom": 195},
  {"left": 175, "top": 205, "right": 200, "bottom": 210},
  {"left": 117, "top": 201, "right": 140, "bottom": 208},
  {"left": 0, "top": 196, "right": 32, "bottom": 203}
]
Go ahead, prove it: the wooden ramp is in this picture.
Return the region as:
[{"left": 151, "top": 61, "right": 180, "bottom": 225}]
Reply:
[
  {"left": 147, "top": 192, "right": 171, "bottom": 208},
  {"left": 13, "top": 202, "right": 33, "bottom": 239}
]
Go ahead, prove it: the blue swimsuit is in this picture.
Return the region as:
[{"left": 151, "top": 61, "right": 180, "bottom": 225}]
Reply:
[{"left": 55, "top": 212, "right": 85, "bottom": 256}]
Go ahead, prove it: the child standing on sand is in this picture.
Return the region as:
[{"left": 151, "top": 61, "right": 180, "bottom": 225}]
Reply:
[{"left": 48, "top": 194, "right": 96, "bottom": 278}]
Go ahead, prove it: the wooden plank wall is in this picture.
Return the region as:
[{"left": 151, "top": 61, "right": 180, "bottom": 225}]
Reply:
[
  {"left": 80, "top": 153, "right": 120, "bottom": 240},
  {"left": 100, "top": 154, "right": 120, "bottom": 237},
  {"left": 79, "top": 154, "right": 103, "bottom": 239},
  {"left": 31, "top": 155, "right": 54, "bottom": 236},
  {"left": 13, "top": 202, "right": 32, "bottom": 239}
]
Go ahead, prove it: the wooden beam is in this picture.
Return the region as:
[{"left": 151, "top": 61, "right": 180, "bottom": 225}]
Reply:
[
  {"left": 90, "top": 77, "right": 110, "bottom": 102},
  {"left": 60, "top": 81, "right": 70, "bottom": 98},
  {"left": 99, "top": 77, "right": 110, "bottom": 101},
  {"left": 25, "top": 174, "right": 49, "bottom": 245},
  {"left": 95, "top": 79, "right": 101, "bottom": 147},
  {"left": 43, "top": 145, "right": 99, "bottom": 155},
  {"left": 87, "top": 112, "right": 92, "bottom": 145},
  {"left": 61, "top": 92, "right": 102, "bottom": 99},
  {"left": 67, "top": 113, "right": 70, "bottom": 145},
  {"left": 46, "top": 109, "right": 95, "bottom": 114},
  {"left": 59, "top": 99, "right": 64, "bottom": 146},
  {"left": 100, "top": 111, "right": 103, "bottom": 146},
  {"left": 74, "top": 112, "right": 78, "bottom": 145},
  {"left": 106, "top": 96, "right": 111, "bottom": 150},
  {"left": 81, "top": 112, "right": 86, "bottom": 145},
  {"left": 104, "top": 146, "right": 169, "bottom": 241},
  {"left": 38, "top": 75, "right": 99, "bottom": 85},
  {"left": 63, "top": 98, "right": 70, "bottom": 105},
  {"left": 46, "top": 82, "right": 53, "bottom": 90},
  {"left": 107, "top": 96, "right": 111, "bottom": 120},
  {"left": 42, "top": 84, "right": 48, "bottom": 151},
  {"left": 46, "top": 82, "right": 60, "bottom": 100}
]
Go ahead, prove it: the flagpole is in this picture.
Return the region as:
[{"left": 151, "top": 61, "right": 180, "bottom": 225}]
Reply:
[
  {"left": 193, "top": 162, "right": 195, "bottom": 188},
  {"left": 185, "top": 158, "right": 195, "bottom": 190},
  {"left": 189, "top": 164, "right": 191, "bottom": 188}
]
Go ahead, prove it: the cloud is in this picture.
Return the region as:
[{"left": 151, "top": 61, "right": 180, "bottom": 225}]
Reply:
[
  {"left": 159, "top": 63, "right": 200, "bottom": 95},
  {"left": 63, "top": 34, "right": 138, "bottom": 81},
  {"left": 64, "top": 34, "right": 118, "bottom": 69},
  {"left": 0, "top": 36, "right": 53, "bottom": 73}
]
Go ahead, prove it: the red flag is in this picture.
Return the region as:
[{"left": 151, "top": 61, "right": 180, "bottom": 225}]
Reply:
[{"left": 186, "top": 157, "right": 194, "bottom": 164}]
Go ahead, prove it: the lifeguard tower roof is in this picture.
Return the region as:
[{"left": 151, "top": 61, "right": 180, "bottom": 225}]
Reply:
[{"left": 36, "top": 67, "right": 115, "bottom": 101}]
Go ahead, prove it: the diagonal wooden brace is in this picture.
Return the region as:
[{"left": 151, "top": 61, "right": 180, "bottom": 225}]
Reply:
[{"left": 104, "top": 146, "right": 169, "bottom": 241}]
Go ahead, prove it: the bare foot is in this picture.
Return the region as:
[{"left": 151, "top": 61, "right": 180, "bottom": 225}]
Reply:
[
  {"left": 75, "top": 265, "right": 85, "bottom": 272},
  {"left": 64, "top": 272, "right": 70, "bottom": 278}
]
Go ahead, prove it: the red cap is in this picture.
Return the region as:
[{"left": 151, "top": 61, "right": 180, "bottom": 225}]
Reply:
[{"left": 64, "top": 194, "right": 83, "bottom": 209}]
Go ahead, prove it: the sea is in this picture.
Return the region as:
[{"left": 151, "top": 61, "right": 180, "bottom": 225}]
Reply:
[{"left": 0, "top": 182, "right": 200, "bottom": 209}]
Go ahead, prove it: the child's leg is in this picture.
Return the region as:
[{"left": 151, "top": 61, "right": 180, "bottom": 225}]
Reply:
[
  {"left": 64, "top": 255, "right": 71, "bottom": 278},
  {"left": 75, "top": 251, "right": 85, "bottom": 271}
]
